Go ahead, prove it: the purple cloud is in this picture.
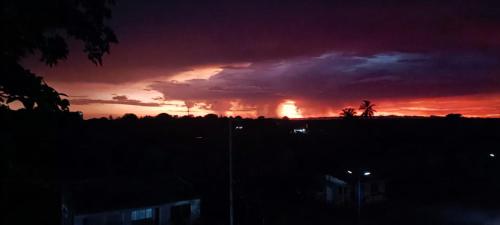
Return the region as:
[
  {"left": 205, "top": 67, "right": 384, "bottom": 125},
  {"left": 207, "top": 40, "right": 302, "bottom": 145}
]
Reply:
[
  {"left": 25, "top": 0, "right": 500, "bottom": 84},
  {"left": 149, "top": 52, "right": 500, "bottom": 115},
  {"left": 72, "top": 95, "right": 164, "bottom": 107}
]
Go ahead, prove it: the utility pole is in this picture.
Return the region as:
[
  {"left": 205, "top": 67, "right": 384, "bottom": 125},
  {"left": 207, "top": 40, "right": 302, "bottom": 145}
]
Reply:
[
  {"left": 357, "top": 170, "right": 361, "bottom": 222},
  {"left": 347, "top": 168, "right": 371, "bottom": 224},
  {"left": 228, "top": 118, "right": 234, "bottom": 225}
]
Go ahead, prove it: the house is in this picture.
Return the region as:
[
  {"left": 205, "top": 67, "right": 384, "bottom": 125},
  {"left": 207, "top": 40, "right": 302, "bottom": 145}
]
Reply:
[
  {"left": 322, "top": 175, "right": 352, "bottom": 206},
  {"left": 316, "top": 173, "right": 386, "bottom": 207},
  {"left": 61, "top": 177, "right": 201, "bottom": 225},
  {"left": 361, "top": 179, "right": 386, "bottom": 203},
  {"left": 71, "top": 200, "right": 200, "bottom": 225}
]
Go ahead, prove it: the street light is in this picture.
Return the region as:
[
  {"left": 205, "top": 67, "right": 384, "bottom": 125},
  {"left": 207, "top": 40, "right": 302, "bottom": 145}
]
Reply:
[
  {"left": 489, "top": 153, "right": 495, "bottom": 158},
  {"left": 228, "top": 119, "right": 234, "bottom": 225},
  {"left": 346, "top": 169, "right": 373, "bottom": 222}
]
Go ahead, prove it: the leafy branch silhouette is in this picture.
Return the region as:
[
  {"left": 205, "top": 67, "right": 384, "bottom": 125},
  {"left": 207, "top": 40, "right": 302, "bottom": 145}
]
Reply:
[{"left": 1, "top": 0, "right": 118, "bottom": 111}]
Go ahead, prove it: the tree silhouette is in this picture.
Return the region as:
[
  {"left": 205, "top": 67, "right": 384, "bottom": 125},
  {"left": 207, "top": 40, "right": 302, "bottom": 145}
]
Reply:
[
  {"left": 446, "top": 113, "right": 463, "bottom": 119},
  {"left": 204, "top": 113, "right": 219, "bottom": 119},
  {"left": 156, "top": 113, "right": 173, "bottom": 120},
  {"left": 359, "top": 100, "right": 376, "bottom": 118},
  {"left": 121, "top": 113, "right": 139, "bottom": 121},
  {"left": 1, "top": 0, "right": 118, "bottom": 111},
  {"left": 340, "top": 107, "right": 357, "bottom": 119}
]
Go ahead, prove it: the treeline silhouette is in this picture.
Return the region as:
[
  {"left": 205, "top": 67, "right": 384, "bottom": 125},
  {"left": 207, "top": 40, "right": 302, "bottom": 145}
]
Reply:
[{"left": 2, "top": 109, "right": 500, "bottom": 225}]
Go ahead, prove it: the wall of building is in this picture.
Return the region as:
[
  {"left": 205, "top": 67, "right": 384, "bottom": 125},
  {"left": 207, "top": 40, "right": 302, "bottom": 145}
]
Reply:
[
  {"left": 73, "top": 198, "right": 201, "bottom": 225},
  {"left": 323, "top": 175, "right": 352, "bottom": 206},
  {"left": 321, "top": 175, "right": 386, "bottom": 206}
]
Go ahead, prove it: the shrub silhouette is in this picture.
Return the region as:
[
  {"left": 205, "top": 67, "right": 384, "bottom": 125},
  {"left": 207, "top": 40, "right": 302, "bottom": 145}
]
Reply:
[
  {"left": 121, "top": 113, "right": 139, "bottom": 121},
  {"left": 204, "top": 113, "right": 219, "bottom": 119},
  {"left": 156, "top": 113, "right": 173, "bottom": 120},
  {"left": 446, "top": 113, "right": 463, "bottom": 119}
]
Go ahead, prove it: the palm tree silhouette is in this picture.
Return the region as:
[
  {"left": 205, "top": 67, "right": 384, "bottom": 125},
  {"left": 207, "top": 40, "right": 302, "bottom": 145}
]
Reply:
[
  {"left": 359, "top": 100, "right": 376, "bottom": 118},
  {"left": 340, "top": 107, "right": 357, "bottom": 119}
]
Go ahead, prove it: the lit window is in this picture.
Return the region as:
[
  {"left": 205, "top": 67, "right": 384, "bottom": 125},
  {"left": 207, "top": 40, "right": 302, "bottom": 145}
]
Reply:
[
  {"left": 293, "top": 128, "right": 307, "bottom": 134},
  {"left": 131, "top": 208, "right": 153, "bottom": 221}
]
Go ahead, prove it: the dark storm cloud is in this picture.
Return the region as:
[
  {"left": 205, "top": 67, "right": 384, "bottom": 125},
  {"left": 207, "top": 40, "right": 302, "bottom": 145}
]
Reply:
[
  {"left": 112, "top": 95, "right": 128, "bottom": 101},
  {"left": 150, "top": 51, "right": 500, "bottom": 113},
  {"left": 32, "top": 0, "right": 500, "bottom": 84},
  {"left": 71, "top": 95, "right": 164, "bottom": 107}
]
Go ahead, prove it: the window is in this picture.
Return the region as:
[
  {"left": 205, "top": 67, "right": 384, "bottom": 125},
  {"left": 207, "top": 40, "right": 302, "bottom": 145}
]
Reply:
[{"left": 131, "top": 208, "right": 153, "bottom": 221}]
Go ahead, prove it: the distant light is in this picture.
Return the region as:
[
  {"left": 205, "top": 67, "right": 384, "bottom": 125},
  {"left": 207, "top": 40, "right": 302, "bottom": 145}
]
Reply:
[
  {"left": 235, "top": 126, "right": 244, "bottom": 130},
  {"left": 195, "top": 136, "right": 203, "bottom": 139},
  {"left": 347, "top": 170, "right": 353, "bottom": 174},
  {"left": 490, "top": 153, "right": 495, "bottom": 158},
  {"left": 363, "top": 172, "right": 371, "bottom": 176},
  {"left": 293, "top": 128, "right": 307, "bottom": 134}
]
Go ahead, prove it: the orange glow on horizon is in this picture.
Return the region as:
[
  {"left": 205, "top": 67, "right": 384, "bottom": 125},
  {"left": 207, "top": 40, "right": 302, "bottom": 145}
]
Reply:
[
  {"left": 64, "top": 93, "right": 500, "bottom": 119},
  {"left": 372, "top": 94, "right": 500, "bottom": 118},
  {"left": 32, "top": 80, "right": 500, "bottom": 119}
]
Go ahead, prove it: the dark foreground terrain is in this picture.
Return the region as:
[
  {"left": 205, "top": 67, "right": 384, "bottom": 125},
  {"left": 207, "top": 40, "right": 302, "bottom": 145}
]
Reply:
[{"left": 2, "top": 110, "right": 500, "bottom": 225}]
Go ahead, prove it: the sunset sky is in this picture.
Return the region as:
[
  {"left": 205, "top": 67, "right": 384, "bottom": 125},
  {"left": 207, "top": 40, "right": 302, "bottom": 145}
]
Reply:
[{"left": 23, "top": 0, "right": 500, "bottom": 118}]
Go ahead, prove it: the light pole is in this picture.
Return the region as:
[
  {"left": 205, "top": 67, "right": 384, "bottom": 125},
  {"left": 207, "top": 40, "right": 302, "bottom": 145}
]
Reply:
[
  {"left": 346, "top": 169, "right": 372, "bottom": 222},
  {"left": 228, "top": 118, "right": 234, "bottom": 225}
]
